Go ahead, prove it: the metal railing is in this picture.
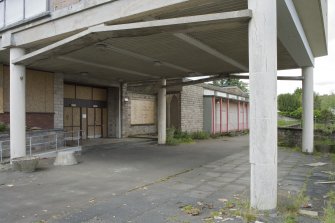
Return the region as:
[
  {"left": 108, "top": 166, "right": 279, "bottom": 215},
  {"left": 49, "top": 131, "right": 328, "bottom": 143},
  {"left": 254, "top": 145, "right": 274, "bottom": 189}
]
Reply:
[{"left": 0, "top": 130, "right": 82, "bottom": 163}]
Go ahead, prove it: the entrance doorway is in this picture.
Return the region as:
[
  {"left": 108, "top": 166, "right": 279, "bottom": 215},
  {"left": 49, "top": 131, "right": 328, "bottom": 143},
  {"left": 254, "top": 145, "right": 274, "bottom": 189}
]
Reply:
[{"left": 63, "top": 84, "right": 108, "bottom": 139}]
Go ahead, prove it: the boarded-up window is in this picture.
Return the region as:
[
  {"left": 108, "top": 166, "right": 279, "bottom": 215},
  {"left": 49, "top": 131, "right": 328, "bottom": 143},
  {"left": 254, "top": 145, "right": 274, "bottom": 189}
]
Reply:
[
  {"left": 3, "top": 66, "right": 54, "bottom": 113},
  {"left": 26, "top": 70, "right": 54, "bottom": 113},
  {"left": 64, "top": 84, "right": 75, "bottom": 99},
  {"left": 76, "top": 86, "right": 92, "bottom": 100},
  {"left": 93, "top": 88, "right": 107, "bottom": 101},
  {"left": 131, "top": 99, "right": 156, "bottom": 125}
]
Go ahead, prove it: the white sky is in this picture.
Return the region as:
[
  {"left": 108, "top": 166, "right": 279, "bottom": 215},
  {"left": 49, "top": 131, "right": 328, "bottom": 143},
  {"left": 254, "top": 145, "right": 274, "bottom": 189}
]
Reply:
[{"left": 276, "top": 1, "right": 335, "bottom": 95}]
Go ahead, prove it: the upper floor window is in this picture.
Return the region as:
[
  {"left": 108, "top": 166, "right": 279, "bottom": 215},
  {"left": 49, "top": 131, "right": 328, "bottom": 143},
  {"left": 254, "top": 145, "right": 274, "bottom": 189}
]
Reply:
[{"left": 0, "top": 0, "right": 49, "bottom": 28}]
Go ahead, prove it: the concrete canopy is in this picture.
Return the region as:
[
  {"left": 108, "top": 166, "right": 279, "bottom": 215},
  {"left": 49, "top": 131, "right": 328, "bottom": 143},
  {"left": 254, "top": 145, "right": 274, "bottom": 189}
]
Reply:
[
  {"left": 0, "top": 0, "right": 325, "bottom": 84},
  {"left": 10, "top": 9, "right": 299, "bottom": 84}
]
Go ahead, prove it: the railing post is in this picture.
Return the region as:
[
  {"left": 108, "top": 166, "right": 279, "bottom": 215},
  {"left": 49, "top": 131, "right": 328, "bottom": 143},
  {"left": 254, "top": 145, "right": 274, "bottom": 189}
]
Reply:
[
  {"left": 29, "top": 137, "right": 32, "bottom": 157},
  {"left": 77, "top": 131, "right": 80, "bottom": 148},
  {"left": 55, "top": 134, "right": 58, "bottom": 151},
  {"left": 0, "top": 142, "right": 2, "bottom": 163}
]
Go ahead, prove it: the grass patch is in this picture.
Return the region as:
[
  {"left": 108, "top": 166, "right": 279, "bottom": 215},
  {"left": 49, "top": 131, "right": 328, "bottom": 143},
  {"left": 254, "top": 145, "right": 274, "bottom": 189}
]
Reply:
[
  {"left": 191, "top": 131, "right": 210, "bottom": 140},
  {"left": 181, "top": 205, "right": 201, "bottom": 216},
  {"left": 204, "top": 198, "right": 258, "bottom": 223},
  {"left": 322, "top": 202, "right": 335, "bottom": 223},
  {"left": 0, "top": 122, "right": 8, "bottom": 132},
  {"left": 278, "top": 119, "right": 301, "bottom": 127}
]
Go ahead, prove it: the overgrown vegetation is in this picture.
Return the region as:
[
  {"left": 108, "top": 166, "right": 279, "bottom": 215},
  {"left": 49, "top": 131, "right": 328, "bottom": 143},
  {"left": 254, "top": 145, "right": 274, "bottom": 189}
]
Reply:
[
  {"left": 322, "top": 190, "right": 335, "bottom": 223},
  {"left": 278, "top": 88, "right": 335, "bottom": 135},
  {"left": 0, "top": 122, "right": 8, "bottom": 132},
  {"left": 278, "top": 119, "right": 301, "bottom": 127},
  {"left": 212, "top": 79, "right": 249, "bottom": 93},
  {"left": 202, "top": 198, "right": 258, "bottom": 223},
  {"left": 166, "top": 128, "right": 248, "bottom": 145}
]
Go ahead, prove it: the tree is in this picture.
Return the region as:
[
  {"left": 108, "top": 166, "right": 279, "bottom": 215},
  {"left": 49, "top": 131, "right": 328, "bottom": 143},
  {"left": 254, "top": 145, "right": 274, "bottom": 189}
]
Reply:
[
  {"left": 278, "top": 93, "right": 301, "bottom": 112},
  {"left": 213, "top": 79, "right": 249, "bottom": 92}
]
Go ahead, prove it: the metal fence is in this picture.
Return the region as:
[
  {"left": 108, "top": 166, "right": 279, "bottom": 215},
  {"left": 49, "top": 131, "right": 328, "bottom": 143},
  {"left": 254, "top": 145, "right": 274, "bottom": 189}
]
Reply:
[{"left": 0, "top": 130, "right": 82, "bottom": 163}]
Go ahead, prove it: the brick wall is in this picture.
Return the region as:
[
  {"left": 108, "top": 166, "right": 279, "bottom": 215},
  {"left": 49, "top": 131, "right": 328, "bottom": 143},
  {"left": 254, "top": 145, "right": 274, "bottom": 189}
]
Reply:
[
  {"left": 180, "top": 85, "right": 204, "bottom": 132},
  {"left": 0, "top": 113, "right": 54, "bottom": 129},
  {"left": 54, "top": 73, "right": 64, "bottom": 129},
  {"left": 122, "top": 90, "right": 157, "bottom": 137}
]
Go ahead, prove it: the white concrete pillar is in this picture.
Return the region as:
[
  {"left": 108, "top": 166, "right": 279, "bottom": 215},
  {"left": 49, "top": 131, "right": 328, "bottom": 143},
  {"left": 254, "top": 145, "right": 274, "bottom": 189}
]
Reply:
[
  {"left": 249, "top": 0, "right": 278, "bottom": 210},
  {"left": 158, "top": 79, "right": 167, "bottom": 144},
  {"left": 302, "top": 67, "right": 314, "bottom": 153},
  {"left": 10, "top": 48, "right": 26, "bottom": 160}
]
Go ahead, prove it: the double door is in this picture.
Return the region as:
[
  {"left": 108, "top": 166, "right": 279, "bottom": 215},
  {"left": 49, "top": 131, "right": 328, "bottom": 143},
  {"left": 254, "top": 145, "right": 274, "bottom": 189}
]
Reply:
[{"left": 64, "top": 107, "right": 107, "bottom": 139}]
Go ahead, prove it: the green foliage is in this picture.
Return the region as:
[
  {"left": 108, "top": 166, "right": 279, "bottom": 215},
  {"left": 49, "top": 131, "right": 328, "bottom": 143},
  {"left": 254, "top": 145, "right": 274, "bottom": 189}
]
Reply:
[
  {"left": 0, "top": 122, "right": 7, "bottom": 132},
  {"left": 166, "top": 128, "right": 193, "bottom": 145},
  {"left": 213, "top": 79, "right": 249, "bottom": 93},
  {"left": 319, "top": 109, "right": 335, "bottom": 123},
  {"left": 320, "top": 93, "right": 335, "bottom": 110},
  {"left": 191, "top": 131, "right": 210, "bottom": 140},
  {"left": 278, "top": 93, "right": 301, "bottom": 113},
  {"left": 322, "top": 202, "right": 335, "bottom": 223}
]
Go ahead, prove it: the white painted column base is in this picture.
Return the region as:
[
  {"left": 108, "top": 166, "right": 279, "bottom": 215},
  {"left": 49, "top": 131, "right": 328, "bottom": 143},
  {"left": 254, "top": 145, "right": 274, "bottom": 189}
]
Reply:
[
  {"left": 158, "top": 79, "right": 167, "bottom": 144},
  {"left": 10, "top": 48, "right": 26, "bottom": 160},
  {"left": 302, "top": 67, "right": 314, "bottom": 153}
]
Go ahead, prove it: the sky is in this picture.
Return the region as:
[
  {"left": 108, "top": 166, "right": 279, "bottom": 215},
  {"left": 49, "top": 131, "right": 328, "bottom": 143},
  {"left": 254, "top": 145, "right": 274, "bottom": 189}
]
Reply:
[{"left": 276, "top": 1, "right": 335, "bottom": 95}]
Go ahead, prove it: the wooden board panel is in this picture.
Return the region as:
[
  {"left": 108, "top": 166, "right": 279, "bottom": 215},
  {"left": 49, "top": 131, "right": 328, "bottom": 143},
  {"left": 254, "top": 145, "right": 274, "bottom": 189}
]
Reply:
[
  {"left": 73, "top": 107, "right": 81, "bottom": 127},
  {"left": 103, "top": 108, "right": 108, "bottom": 138},
  {"left": 76, "top": 86, "right": 92, "bottom": 100},
  {"left": 88, "top": 126, "right": 95, "bottom": 139},
  {"left": 64, "top": 84, "right": 75, "bottom": 99},
  {"left": 95, "top": 126, "right": 102, "bottom": 138},
  {"left": 95, "top": 108, "right": 102, "bottom": 125},
  {"left": 131, "top": 99, "right": 156, "bottom": 125},
  {"left": 87, "top": 108, "right": 95, "bottom": 126},
  {"left": 45, "top": 73, "right": 54, "bottom": 112},
  {"left": 93, "top": 88, "right": 107, "bottom": 101},
  {"left": 26, "top": 70, "right": 46, "bottom": 112},
  {"left": 64, "top": 126, "right": 72, "bottom": 133},
  {"left": 81, "top": 107, "right": 87, "bottom": 139},
  {"left": 73, "top": 127, "right": 81, "bottom": 136},
  {"left": 64, "top": 107, "right": 73, "bottom": 127}
]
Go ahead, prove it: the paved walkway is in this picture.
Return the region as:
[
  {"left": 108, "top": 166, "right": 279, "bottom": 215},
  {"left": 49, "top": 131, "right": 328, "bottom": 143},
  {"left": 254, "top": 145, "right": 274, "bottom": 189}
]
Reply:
[{"left": 0, "top": 136, "right": 333, "bottom": 223}]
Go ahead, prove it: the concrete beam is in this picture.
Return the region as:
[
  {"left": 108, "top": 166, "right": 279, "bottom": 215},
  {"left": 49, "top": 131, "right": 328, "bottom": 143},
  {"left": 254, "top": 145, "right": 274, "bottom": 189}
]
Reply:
[
  {"left": 97, "top": 43, "right": 195, "bottom": 73},
  {"left": 226, "top": 74, "right": 304, "bottom": 81},
  {"left": 5, "top": 0, "right": 191, "bottom": 48},
  {"left": 174, "top": 33, "right": 248, "bottom": 72},
  {"left": 13, "top": 10, "right": 252, "bottom": 66},
  {"left": 249, "top": 0, "right": 278, "bottom": 210},
  {"left": 277, "top": 0, "right": 314, "bottom": 67},
  {"left": 58, "top": 56, "right": 158, "bottom": 79}
]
